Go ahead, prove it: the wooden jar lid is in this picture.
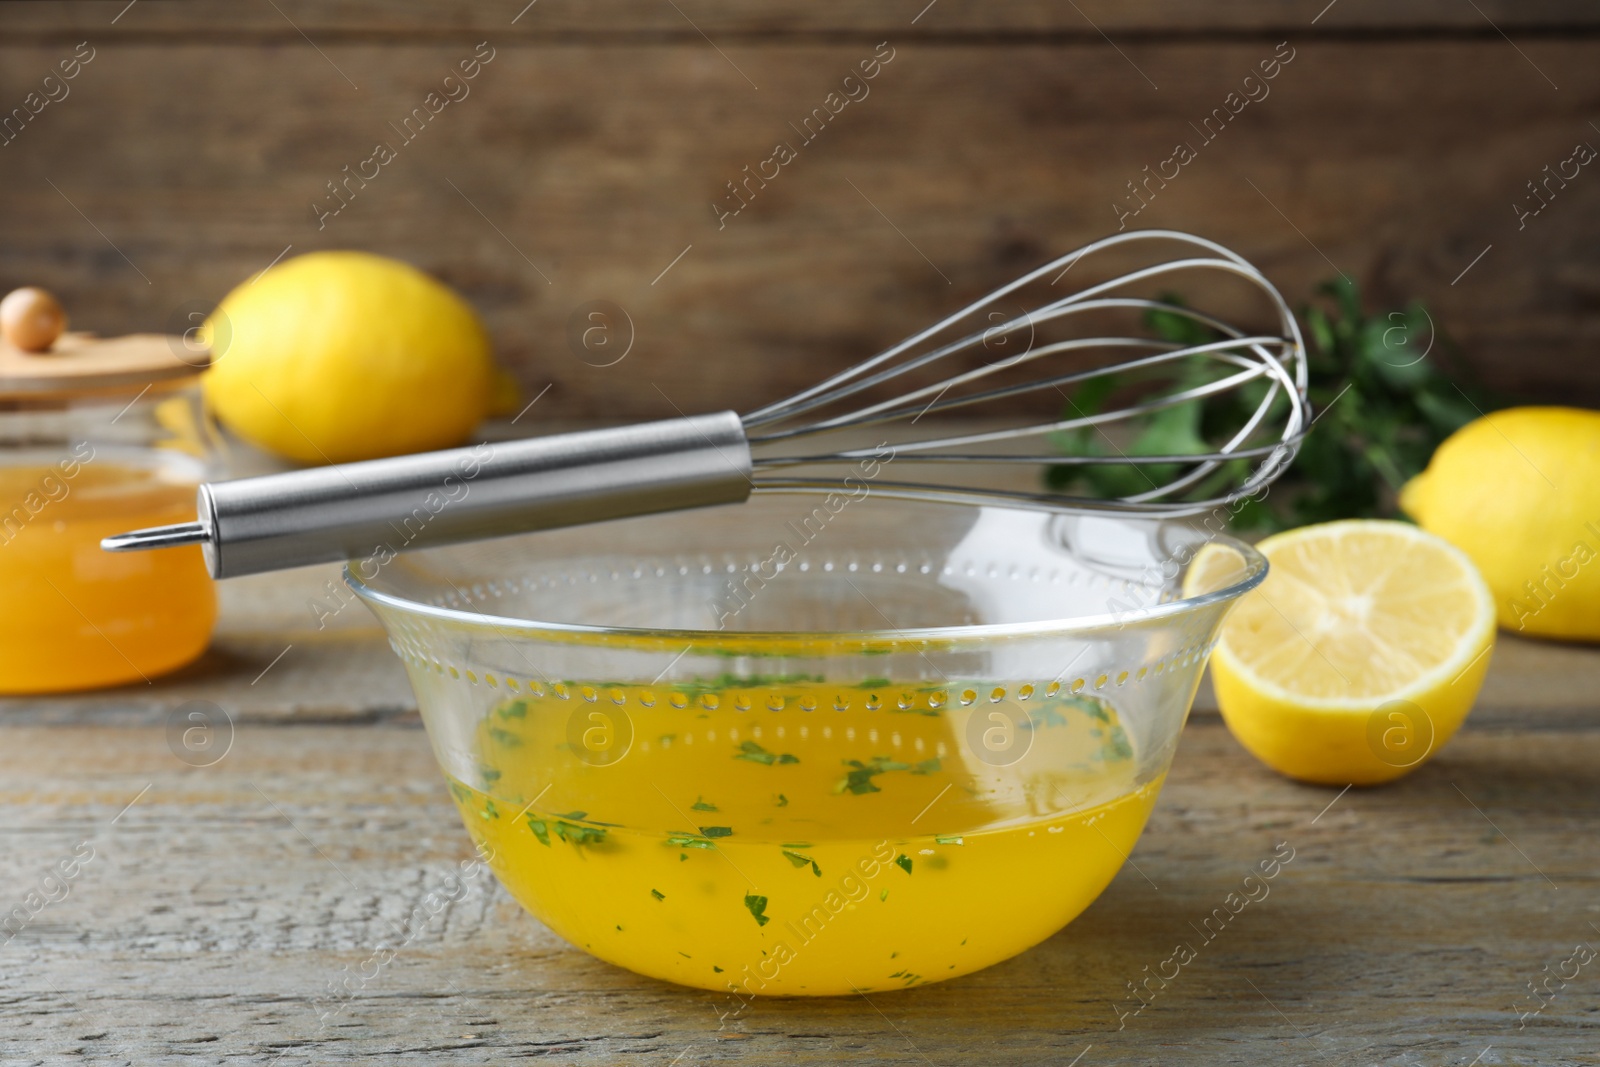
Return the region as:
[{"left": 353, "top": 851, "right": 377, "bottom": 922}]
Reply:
[{"left": 0, "top": 332, "right": 208, "bottom": 399}]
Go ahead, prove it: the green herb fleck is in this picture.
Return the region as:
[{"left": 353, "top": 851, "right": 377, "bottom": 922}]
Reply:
[
  {"left": 497, "top": 700, "right": 528, "bottom": 720},
  {"left": 776, "top": 793, "right": 789, "bottom": 807},
  {"left": 1101, "top": 725, "right": 1133, "bottom": 762},
  {"left": 667, "top": 833, "right": 718, "bottom": 850},
  {"left": 911, "top": 758, "right": 940, "bottom": 775},
  {"left": 895, "top": 854, "right": 913, "bottom": 875},
  {"left": 735, "top": 740, "right": 799, "bottom": 766},
  {"left": 935, "top": 835, "right": 964, "bottom": 846},
  {"left": 448, "top": 782, "right": 473, "bottom": 804},
  {"left": 526, "top": 818, "right": 551, "bottom": 846},
  {"left": 860, "top": 677, "right": 891, "bottom": 689},
  {"left": 651, "top": 889, "right": 665, "bottom": 901},
  {"left": 744, "top": 894, "right": 770, "bottom": 927},
  {"left": 780, "top": 849, "right": 822, "bottom": 876},
  {"left": 480, "top": 799, "right": 500, "bottom": 821},
  {"left": 691, "top": 796, "right": 719, "bottom": 812},
  {"left": 837, "top": 755, "right": 911, "bottom": 795},
  {"left": 713, "top": 965, "right": 724, "bottom": 973},
  {"left": 478, "top": 767, "right": 502, "bottom": 787},
  {"left": 679, "top": 671, "right": 824, "bottom": 696},
  {"left": 553, "top": 820, "right": 607, "bottom": 846},
  {"left": 699, "top": 826, "right": 734, "bottom": 838},
  {"left": 1030, "top": 705, "right": 1069, "bottom": 729},
  {"left": 879, "top": 888, "right": 889, "bottom": 902},
  {"left": 488, "top": 727, "right": 522, "bottom": 748}
]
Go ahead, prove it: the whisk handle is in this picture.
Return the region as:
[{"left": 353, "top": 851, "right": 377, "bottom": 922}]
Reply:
[{"left": 104, "top": 412, "right": 752, "bottom": 579}]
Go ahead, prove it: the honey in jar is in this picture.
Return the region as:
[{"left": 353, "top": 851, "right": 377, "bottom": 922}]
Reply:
[{"left": 0, "top": 331, "right": 219, "bottom": 693}]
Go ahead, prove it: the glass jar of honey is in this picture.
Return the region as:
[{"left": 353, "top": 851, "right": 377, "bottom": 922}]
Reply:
[{"left": 0, "top": 333, "right": 222, "bottom": 693}]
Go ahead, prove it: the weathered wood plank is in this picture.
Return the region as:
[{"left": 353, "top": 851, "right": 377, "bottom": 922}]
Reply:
[
  {"left": 0, "top": 38, "right": 1595, "bottom": 421},
  {"left": 1, "top": 538, "right": 1595, "bottom": 1063},
  {"left": 2, "top": 1, "right": 1599, "bottom": 39},
  {"left": 1, "top": 716, "right": 1593, "bottom": 1064}
]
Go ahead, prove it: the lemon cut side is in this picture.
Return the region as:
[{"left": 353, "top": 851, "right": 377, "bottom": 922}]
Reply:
[{"left": 1202, "top": 520, "right": 1496, "bottom": 785}]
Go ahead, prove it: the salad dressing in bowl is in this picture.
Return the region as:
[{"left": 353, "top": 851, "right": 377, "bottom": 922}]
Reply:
[{"left": 350, "top": 494, "right": 1264, "bottom": 994}]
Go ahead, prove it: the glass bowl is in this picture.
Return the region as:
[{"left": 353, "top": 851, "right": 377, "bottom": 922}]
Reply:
[{"left": 348, "top": 492, "right": 1265, "bottom": 996}]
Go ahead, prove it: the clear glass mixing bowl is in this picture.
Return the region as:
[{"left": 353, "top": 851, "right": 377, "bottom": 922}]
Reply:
[{"left": 348, "top": 492, "right": 1265, "bottom": 997}]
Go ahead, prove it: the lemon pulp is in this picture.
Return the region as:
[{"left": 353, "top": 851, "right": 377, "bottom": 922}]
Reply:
[
  {"left": 447, "top": 681, "right": 1161, "bottom": 995},
  {"left": 1209, "top": 519, "right": 1496, "bottom": 784}
]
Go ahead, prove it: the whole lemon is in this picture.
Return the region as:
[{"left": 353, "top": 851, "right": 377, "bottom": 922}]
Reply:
[
  {"left": 203, "top": 251, "right": 494, "bottom": 464},
  {"left": 1400, "top": 406, "right": 1600, "bottom": 641}
]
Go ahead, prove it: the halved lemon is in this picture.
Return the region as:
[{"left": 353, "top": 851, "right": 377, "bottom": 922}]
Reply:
[{"left": 1192, "top": 520, "right": 1496, "bottom": 785}]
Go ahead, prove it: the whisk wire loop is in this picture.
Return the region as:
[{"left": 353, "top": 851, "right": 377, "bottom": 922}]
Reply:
[{"left": 743, "top": 230, "right": 1310, "bottom": 517}]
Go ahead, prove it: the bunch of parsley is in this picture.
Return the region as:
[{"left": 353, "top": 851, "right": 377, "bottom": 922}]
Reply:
[{"left": 1044, "top": 277, "right": 1496, "bottom": 531}]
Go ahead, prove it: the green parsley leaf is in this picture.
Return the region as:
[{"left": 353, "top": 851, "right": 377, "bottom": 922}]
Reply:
[
  {"left": 895, "top": 854, "right": 913, "bottom": 875},
  {"left": 526, "top": 818, "right": 551, "bottom": 846},
  {"left": 699, "top": 826, "right": 734, "bottom": 838},
  {"left": 744, "top": 894, "right": 770, "bottom": 927},
  {"left": 782, "top": 849, "right": 812, "bottom": 868},
  {"left": 690, "top": 796, "right": 718, "bottom": 812},
  {"left": 1031, "top": 705, "right": 1069, "bottom": 729},
  {"left": 735, "top": 740, "right": 800, "bottom": 766},
  {"left": 497, "top": 700, "right": 528, "bottom": 719},
  {"left": 1046, "top": 280, "right": 1501, "bottom": 529},
  {"left": 553, "top": 820, "right": 607, "bottom": 846},
  {"left": 650, "top": 888, "right": 665, "bottom": 901},
  {"left": 837, "top": 755, "right": 912, "bottom": 795},
  {"left": 935, "top": 834, "right": 964, "bottom": 846},
  {"left": 776, "top": 793, "right": 789, "bottom": 807},
  {"left": 666, "top": 833, "right": 717, "bottom": 850},
  {"left": 488, "top": 727, "right": 522, "bottom": 748}
]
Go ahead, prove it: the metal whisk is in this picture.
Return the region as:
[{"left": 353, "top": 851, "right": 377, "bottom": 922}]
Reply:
[{"left": 104, "top": 230, "right": 1310, "bottom": 579}]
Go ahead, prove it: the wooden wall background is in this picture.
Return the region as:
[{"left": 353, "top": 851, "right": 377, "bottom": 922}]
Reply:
[{"left": 2, "top": 1, "right": 1599, "bottom": 419}]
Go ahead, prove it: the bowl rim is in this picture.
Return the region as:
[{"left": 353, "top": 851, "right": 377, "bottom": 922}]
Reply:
[{"left": 344, "top": 493, "right": 1268, "bottom": 648}]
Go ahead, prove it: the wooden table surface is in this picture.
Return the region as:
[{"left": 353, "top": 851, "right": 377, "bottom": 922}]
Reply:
[{"left": 2, "top": 563, "right": 1596, "bottom": 1066}]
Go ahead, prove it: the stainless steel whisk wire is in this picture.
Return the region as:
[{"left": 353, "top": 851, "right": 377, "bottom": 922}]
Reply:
[
  {"left": 103, "top": 229, "right": 1311, "bottom": 579},
  {"left": 743, "top": 228, "right": 1310, "bottom": 515}
]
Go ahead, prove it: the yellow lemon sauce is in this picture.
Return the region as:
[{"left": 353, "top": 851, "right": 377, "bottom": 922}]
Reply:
[{"left": 448, "top": 680, "right": 1161, "bottom": 995}]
